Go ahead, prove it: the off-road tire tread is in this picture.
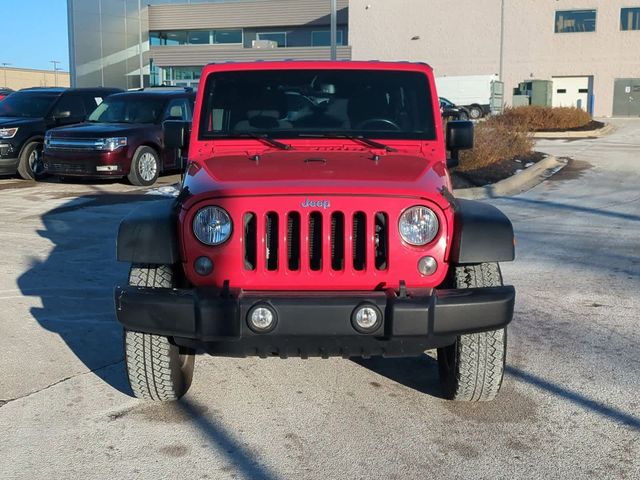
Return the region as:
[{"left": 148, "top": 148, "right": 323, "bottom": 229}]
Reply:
[
  {"left": 439, "top": 263, "right": 507, "bottom": 402},
  {"left": 124, "top": 264, "right": 193, "bottom": 401}
]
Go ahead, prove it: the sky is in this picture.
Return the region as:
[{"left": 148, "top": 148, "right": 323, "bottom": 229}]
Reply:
[{"left": 0, "top": 0, "right": 69, "bottom": 71}]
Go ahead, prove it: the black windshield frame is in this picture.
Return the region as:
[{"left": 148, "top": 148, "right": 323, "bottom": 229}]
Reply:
[{"left": 198, "top": 69, "right": 437, "bottom": 141}]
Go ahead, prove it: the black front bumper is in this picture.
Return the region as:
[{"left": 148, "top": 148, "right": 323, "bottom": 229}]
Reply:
[
  {"left": 0, "top": 142, "right": 18, "bottom": 174},
  {"left": 114, "top": 286, "right": 515, "bottom": 358}
]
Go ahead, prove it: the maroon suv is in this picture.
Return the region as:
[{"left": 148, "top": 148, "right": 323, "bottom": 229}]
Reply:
[{"left": 43, "top": 88, "right": 195, "bottom": 186}]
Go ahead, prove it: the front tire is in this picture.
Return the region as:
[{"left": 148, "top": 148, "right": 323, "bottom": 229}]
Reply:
[
  {"left": 17, "top": 141, "right": 45, "bottom": 180},
  {"left": 127, "top": 146, "right": 160, "bottom": 187},
  {"left": 437, "top": 263, "right": 507, "bottom": 402},
  {"left": 124, "top": 264, "right": 195, "bottom": 401},
  {"left": 468, "top": 105, "right": 484, "bottom": 120}
]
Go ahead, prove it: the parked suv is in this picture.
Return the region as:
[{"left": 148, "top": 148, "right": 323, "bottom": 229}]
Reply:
[
  {"left": 0, "top": 87, "right": 121, "bottom": 179},
  {"left": 43, "top": 88, "right": 195, "bottom": 186},
  {"left": 115, "top": 61, "right": 516, "bottom": 402}
]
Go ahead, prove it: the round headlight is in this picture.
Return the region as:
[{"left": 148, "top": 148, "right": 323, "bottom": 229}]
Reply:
[
  {"left": 399, "top": 206, "right": 439, "bottom": 246},
  {"left": 193, "top": 206, "right": 232, "bottom": 245}
]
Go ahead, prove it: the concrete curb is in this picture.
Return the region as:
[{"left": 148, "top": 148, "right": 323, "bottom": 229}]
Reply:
[
  {"left": 532, "top": 123, "right": 613, "bottom": 139},
  {"left": 453, "top": 155, "right": 568, "bottom": 200}
]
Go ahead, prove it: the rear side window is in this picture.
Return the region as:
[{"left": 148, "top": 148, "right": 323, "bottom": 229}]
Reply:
[
  {"left": 53, "top": 94, "right": 86, "bottom": 119},
  {"left": 164, "top": 98, "right": 191, "bottom": 121}
]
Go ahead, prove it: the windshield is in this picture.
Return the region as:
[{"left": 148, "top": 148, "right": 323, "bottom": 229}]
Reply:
[
  {"left": 0, "top": 92, "right": 59, "bottom": 118},
  {"left": 199, "top": 69, "right": 436, "bottom": 140},
  {"left": 88, "top": 96, "right": 166, "bottom": 124}
]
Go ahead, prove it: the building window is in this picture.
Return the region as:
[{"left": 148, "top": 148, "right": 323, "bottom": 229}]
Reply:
[
  {"left": 257, "top": 32, "right": 287, "bottom": 47},
  {"left": 215, "top": 29, "right": 243, "bottom": 44},
  {"left": 555, "top": 10, "right": 597, "bottom": 33},
  {"left": 621, "top": 8, "right": 640, "bottom": 30},
  {"left": 311, "top": 30, "right": 344, "bottom": 46},
  {"left": 188, "top": 30, "right": 211, "bottom": 45},
  {"left": 150, "top": 29, "right": 242, "bottom": 46}
]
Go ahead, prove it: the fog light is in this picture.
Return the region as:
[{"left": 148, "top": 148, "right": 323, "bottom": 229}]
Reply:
[
  {"left": 194, "top": 256, "right": 213, "bottom": 276},
  {"left": 351, "top": 304, "right": 382, "bottom": 334},
  {"left": 96, "top": 165, "right": 118, "bottom": 172},
  {"left": 418, "top": 256, "right": 437, "bottom": 276},
  {"left": 248, "top": 305, "right": 277, "bottom": 333}
]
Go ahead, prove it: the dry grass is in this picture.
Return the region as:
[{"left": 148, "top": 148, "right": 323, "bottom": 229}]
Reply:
[
  {"left": 457, "top": 117, "right": 534, "bottom": 172},
  {"left": 499, "top": 105, "right": 592, "bottom": 131}
]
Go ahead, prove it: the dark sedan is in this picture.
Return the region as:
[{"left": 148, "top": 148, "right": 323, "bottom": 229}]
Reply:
[
  {"left": 439, "top": 97, "right": 470, "bottom": 121},
  {"left": 43, "top": 88, "right": 195, "bottom": 186}
]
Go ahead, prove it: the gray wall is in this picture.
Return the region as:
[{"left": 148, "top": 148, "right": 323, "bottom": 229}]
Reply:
[{"left": 349, "top": 0, "right": 640, "bottom": 117}]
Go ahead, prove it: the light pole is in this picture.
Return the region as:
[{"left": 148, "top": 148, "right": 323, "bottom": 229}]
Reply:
[
  {"left": 499, "top": 0, "right": 505, "bottom": 81},
  {"left": 50, "top": 60, "right": 61, "bottom": 87},
  {"left": 1, "top": 63, "right": 10, "bottom": 87},
  {"left": 330, "top": 0, "right": 337, "bottom": 60}
]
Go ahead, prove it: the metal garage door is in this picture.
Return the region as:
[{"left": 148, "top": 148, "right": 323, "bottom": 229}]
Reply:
[
  {"left": 613, "top": 79, "right": 640, "bottom": 117},
  {"left": 552, "top": 76, "right": 592, "bottom": 113}
]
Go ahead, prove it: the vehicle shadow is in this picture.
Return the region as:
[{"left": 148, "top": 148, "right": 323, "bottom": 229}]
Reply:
[
  {"left": 352, "top": 352, "right": 444, "bottom": 398},
  {"left": 16, "top": 192, "right": 167, "bottom": 395}
]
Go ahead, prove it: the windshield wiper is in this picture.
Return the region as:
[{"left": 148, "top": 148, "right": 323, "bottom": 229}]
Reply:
[
  {"left": 296, "top": 133, "right": 397, "bottom": 152},
  {"left": 229, "top": 131, "right": 293, "bottom": 150}
]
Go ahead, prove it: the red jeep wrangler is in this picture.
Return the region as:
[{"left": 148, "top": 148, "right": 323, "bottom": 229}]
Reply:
[{"left": 115, "top": 61, "right": 515, "bottom": 402}]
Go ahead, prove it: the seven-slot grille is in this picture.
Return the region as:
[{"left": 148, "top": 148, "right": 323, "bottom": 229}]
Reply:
[{"left": 243, "top": 211, "right": 389, "bottom": 273}]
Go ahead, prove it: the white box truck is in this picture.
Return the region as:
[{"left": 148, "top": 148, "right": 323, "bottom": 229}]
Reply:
[{"left": 435, "top": 75, "right": 502, "bottom": 119}]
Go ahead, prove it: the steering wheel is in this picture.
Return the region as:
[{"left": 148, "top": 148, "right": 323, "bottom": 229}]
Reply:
[{"left": 355, "top": 118, "right": 402, "bottom": 131}]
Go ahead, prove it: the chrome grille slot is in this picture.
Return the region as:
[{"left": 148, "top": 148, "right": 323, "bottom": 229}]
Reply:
[
  {"left": 374, "top": 212, "right": 388, "bottom": 270},
  {"left": 309, "top": 212, "right": 323, "bottom": 271},
  {"left": 243, "top": 213, "right": 256, "bottom": 270},
  {"left": 287, "top": 212, "right": 301, "bottom": 271},
  {"left": 331, "top": 212, "right": 345, "bottom": 271},
  {"left": 265, "top": 212, "right": 278, "bottom": 271},
  {"left": 352, "top": 212, "right": 366, "bottom": 271}
]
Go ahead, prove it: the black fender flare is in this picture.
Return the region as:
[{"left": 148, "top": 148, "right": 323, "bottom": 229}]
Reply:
[
  {"left": 116, "top": 199, "right": 180, "bottom": 265},
  {"left": 450, "top": 199, "right": 515, "bottom": 264}
]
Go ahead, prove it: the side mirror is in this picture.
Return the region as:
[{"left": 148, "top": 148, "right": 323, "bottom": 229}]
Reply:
[
  {"left": 53, "top": 110, "right": 72, "bottom": 121},
  {"left": 164, "top": 120, "right": 190, "bottom": 150},
  {"left": 446, "top": 120, "right": 474, "bottom": 169}
]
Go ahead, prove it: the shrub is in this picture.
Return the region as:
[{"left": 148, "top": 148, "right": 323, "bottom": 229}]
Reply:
[
  {"left": 499, "top": 105, "right": 591, "bottom": 131},
  {"left": 457, "top": 117, "right": 534, "bottom": 172}
]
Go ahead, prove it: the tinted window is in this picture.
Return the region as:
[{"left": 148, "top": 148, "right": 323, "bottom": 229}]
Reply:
[
  {"left": 53, "top": 94, "right": 86, "bottom": 118},
  {"left": 555, "top": 10, "right": 596, "bottom": 33},
  {"left": 82, "top": 95, "right": 105, "bottom": 116},
  {"left": 88, "top": 96, "right": 166, "bottom": 124},
  {"left": 164, "top": 98, "right": 190, "bottom": 121},
  {"left": 0, "top": 92, "right": 59, "bottom": 118},
  {"left": 257, "top": 32, "right": 287, "bottom": 47},
  {"left": 621, "top": 8, "right": 640, "bottom": 30},
  {"left": 199, "top": 69, "right": 436, "bottom": 140}
]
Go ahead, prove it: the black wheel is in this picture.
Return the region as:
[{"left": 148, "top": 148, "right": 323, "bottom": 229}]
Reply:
[
  {"left": 468, "top": 105, "right": 484, "bottom": 120},
  {"left": 127, "top": 146, "right": 160, "bottom": 187},
  {"left": 458, "top": 111, "right": 469, "bottom": 121},
  {"left": 17, "top": 141, "right": 45, "bottom": 180},
  {"left": 437, "top": 263, "right": 507, "bottom": 402},
  {"left": 124, "top": 264, "right": 195, "bottom": 401}
]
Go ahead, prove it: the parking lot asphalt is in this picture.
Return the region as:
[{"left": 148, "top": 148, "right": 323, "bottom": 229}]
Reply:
[{"left": 0, "top": 121, "right": 638, "bottom": 479}]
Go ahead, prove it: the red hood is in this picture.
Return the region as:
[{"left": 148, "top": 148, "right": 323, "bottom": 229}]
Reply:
[{"left": 180, "top": 145, "right": 452, "bottom": 210}]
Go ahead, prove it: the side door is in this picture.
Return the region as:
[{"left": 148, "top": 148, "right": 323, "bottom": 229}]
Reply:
[
  {"left": 161, "top": 97, "right": 191, "bottom": 170},
  {"left": 49, "top": 93, "right": 87, "bottom": 127}
]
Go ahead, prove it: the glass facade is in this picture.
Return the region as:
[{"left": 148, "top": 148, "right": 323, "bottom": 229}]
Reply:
[
  {"left": 555, "top": 10, "right": 597, "bottom": 33},
  {"left": 68, "top": 0, "right": 350, "bottom": 90},
  {"left": 621, "top": 8, "right": 640, "bottom": 31}
]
